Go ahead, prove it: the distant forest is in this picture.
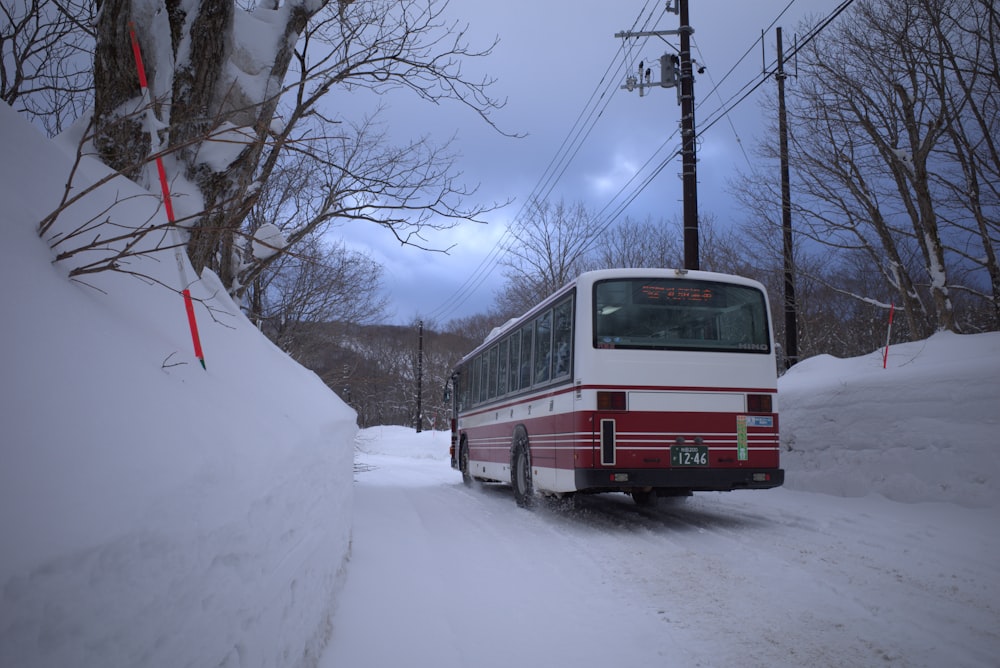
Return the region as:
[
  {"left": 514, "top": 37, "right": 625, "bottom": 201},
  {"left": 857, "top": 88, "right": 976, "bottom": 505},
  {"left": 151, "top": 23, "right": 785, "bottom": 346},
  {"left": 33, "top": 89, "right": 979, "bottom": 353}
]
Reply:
[{"left": 279, "top": 321, "right": 479, "bottom": 430}]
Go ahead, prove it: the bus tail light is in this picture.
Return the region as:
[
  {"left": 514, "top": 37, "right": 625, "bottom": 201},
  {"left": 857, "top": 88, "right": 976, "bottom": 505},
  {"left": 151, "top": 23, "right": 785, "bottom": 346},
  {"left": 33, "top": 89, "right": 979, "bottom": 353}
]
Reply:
[
  {"left": 747, "top": 393, "right": 772, "bottom": 413},
  {"left": 597, "top": 391, "right": 627, "bottom": 411}
]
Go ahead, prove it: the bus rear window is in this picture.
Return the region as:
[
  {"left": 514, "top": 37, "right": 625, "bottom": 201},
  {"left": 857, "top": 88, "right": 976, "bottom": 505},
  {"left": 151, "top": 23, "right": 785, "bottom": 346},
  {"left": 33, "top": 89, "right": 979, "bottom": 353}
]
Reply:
[{"left": 593, "top": 278, "right": 771, "bottom": 353}]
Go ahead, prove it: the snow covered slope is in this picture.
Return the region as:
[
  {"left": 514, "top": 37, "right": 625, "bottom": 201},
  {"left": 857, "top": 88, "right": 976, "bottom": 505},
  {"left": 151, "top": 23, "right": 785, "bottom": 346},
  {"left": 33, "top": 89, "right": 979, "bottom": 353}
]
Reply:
[
  {"left": 780, "top": 331, "right": 1000, "bottom": 507},
  {"left": 0, "top": 102, "right": 357, "bottom": 667}
]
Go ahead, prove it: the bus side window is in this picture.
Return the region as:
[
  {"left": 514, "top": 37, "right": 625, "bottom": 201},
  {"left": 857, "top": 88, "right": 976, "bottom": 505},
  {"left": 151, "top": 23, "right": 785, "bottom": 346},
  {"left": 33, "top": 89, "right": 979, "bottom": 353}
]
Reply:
[
  {"left": 553, "top": 299, "right": 572, "bottom": 377},
  {"left": 520, "top": 325, "right": 533, "bottom": 388},
  {"left": 508, "top": 332, "right": 521, "bottom": 392},
  {"left": 534, "top": 310, "right": 552, "bottom": 384},
  {"left": 479, "top": 353, "right": 489, "bottom": 403},
  {"left": 471, "top": 356, "right": 482, "bottom": 406},
  {"left": 497, "top": 339, "right": 509, "bottom": 396}
]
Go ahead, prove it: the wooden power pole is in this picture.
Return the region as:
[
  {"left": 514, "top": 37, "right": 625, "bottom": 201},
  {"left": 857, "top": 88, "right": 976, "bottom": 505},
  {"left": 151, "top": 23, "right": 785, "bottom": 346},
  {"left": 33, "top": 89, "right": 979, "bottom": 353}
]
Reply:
[
  {"left": 678, "top": 0, "right": 699, "bottom": 271},
  {"left": 416, "top": 320, "right": 424, "bottom": 433},
  {"left": 776, "top": 27, "right": 799, "bottom": 367},
  {"left": 616, "top": 0, "right": 699, "bottom": 270}
]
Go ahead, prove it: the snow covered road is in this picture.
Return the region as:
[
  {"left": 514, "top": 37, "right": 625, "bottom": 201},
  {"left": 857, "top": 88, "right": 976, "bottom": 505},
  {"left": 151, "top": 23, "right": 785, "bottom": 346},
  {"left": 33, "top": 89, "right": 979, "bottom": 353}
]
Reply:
[{"left": 322, "top": 432, "right": 999, "bottom": 668}]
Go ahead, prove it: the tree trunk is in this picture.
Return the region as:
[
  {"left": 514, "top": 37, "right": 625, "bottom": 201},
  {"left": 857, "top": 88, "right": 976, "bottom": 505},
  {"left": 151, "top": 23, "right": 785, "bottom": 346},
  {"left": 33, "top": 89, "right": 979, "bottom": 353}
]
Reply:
[
  {"left": 93, "top": 0, "right": 148, "bottom": 181},
  {"left": 94, "top": 0, "right": 323, "bottom": 290}
]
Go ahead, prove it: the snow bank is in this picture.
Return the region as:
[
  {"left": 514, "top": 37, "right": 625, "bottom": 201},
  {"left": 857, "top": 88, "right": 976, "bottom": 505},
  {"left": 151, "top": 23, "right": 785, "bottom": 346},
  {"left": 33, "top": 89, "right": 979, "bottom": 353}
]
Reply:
[
  {"left": 779, "top": 331, "right": 1000, "bottom": 507},
  {"left": 356, "top": 426, "right": 451, "bottom": 460},
  {"left": 0, "top": 102, "right": 356, "bottom": 667}
]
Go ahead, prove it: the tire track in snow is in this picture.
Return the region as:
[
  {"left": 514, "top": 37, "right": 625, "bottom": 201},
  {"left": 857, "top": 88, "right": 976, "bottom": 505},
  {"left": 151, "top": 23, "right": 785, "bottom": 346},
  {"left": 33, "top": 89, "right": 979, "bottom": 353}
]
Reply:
[{"left": 325, "top": 454, "right": 999, "bottom": 668}]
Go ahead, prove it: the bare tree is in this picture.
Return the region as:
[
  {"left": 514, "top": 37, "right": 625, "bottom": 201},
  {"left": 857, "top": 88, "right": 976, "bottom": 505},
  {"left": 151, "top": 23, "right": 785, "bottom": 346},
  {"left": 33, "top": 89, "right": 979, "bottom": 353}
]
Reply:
[
  {"left": 925, "top": 0, "right": 1000, "bottom": 328},
  {"left": 2, "top": 0, "right": 95, "bottom": 135},
  {"left": 747, "top": 212, "right": 903, "bottom": 361},
  {"left": 591, "top": 213, "right": 748, "bottom": 275},
  {"left": 252, "top": 234, "right": 389, "bottom": 359},
  {"left": 496, "top": 198, "right": 601, "bottom": 315},
  {"left": 87, "top": 0, "right": 507, "bottom": 295},
  {"left": 591, "top": 215, "right": 682, "bottom": 270},
  {"left": 735, "top": 0, "right": 999, "bottom": 339},
  {"left": 443, "top": 310, "right": 507, "bottom": 344}
]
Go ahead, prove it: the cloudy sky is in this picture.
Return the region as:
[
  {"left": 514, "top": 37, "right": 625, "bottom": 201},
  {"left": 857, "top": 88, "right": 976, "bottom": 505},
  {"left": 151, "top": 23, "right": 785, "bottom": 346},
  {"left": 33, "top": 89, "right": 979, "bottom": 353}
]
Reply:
[{"left": 334, "top": 0, "right": 841, "bottom": 325}]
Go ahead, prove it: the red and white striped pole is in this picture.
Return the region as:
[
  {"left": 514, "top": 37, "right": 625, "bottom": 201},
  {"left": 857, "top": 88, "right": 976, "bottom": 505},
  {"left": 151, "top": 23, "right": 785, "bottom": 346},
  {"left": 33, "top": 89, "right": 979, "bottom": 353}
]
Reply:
[
  {"left": 128, "top": 22, "right": 206, "bottom": 369},
  {"left": 882, "top": 303, "right": 895, "bottom": 369}
]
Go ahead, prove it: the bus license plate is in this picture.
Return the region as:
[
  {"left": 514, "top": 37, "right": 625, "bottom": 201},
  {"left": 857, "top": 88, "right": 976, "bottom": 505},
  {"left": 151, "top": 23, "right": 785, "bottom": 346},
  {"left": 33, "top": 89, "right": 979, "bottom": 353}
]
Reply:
[{"left": 671, "top": 445, "right": 708, "bottom": 467}]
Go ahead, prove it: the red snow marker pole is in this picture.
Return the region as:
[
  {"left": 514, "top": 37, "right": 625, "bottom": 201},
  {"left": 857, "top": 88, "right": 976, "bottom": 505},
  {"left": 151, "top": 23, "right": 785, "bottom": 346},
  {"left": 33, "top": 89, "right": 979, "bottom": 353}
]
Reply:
[
  {"left": 183, "top": 289, "right": 206, "bottom": 369},
  {"left": 882, "top": 303, "right": 895, "bottom": 369},
  {"left": 128, "top": 22, "right": 206, "bottom": 369}
]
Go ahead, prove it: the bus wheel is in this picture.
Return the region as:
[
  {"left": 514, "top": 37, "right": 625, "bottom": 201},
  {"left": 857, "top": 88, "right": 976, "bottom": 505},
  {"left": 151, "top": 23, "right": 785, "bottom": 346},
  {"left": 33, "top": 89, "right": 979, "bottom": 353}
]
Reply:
[
  {"left": 631, "top": 489, "right": 658, "bottom": 507},
  {"left": 459, "top": 440, "right": 472, "bottom": 486},
  {"left": 511, "top": 433, "right": 534, "bottom": 508}
]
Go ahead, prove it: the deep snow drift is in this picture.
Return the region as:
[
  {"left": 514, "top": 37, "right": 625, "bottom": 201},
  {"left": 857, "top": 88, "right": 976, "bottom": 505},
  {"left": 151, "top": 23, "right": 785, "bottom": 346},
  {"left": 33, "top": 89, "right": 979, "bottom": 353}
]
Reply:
[
  {"left": 780, "top": 331, "right": 1000, "bottom": 507},
  {"left": 0, "top": 102, "right": 356, "bottom": 666}
]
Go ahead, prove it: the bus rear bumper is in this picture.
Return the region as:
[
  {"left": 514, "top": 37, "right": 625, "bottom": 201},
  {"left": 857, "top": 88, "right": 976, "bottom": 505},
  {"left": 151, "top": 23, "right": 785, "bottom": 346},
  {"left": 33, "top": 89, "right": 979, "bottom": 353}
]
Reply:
[{"left": 575, "top": 467, "right": 784, "bottom": 493}]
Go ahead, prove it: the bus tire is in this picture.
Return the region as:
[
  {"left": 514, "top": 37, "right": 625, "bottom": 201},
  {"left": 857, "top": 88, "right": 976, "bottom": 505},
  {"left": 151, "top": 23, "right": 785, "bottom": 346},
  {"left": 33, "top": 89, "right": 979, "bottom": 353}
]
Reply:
[
  {"left": 660, "top": 489, "right": 692, "bottom": 504},
  {"left": 631, "top": 488, "right": 658, "bottom": 507},
  {"left": 511, "top": 430, "right": 534, "bottom": 508},
  {"left": 459, "top": 438, "right": 472, "bottom": 486}
]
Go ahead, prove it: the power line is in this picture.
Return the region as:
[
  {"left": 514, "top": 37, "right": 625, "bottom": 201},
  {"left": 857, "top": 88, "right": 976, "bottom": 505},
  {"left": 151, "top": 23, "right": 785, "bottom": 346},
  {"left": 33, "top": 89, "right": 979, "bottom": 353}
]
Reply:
[
  {"left": 598, "top": 0, "right": 858, "bottom": 219},
  {"left": 428, "top": 2, "right": 663, "bottom": 322},
  {"left": 692, "top": 41, "right": 753, "bottom": 168},
  {"left": 428, "top": 0, "right": 857, "bottom": 323},
  {"left": 697, "top": 0, "right": 856, "bottom": 139},
  {"left": 426, "top": 0, "right": 664, "bottom": 321}
]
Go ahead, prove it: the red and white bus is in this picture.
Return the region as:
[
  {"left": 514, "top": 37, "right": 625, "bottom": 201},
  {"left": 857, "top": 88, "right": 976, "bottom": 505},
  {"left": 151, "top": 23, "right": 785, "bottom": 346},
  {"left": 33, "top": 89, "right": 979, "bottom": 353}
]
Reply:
[{"left": 448, "top": 268, "right": 784, "bottom": 507}]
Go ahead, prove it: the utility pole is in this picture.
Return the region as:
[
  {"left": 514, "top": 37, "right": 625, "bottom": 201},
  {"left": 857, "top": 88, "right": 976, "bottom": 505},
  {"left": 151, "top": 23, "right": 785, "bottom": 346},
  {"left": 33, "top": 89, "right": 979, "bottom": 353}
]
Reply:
[
  {"left": 776, "top": 27, "right": 798, "bottom": 368},
  {"left": 616, "top": 0, "right": 699, "bottom": 270},
  {"left": 416, "top": 320, "right": 424, "bottom": 433},
  {"left": 678, "top": 0, "right": 698, "bottom": 271}
]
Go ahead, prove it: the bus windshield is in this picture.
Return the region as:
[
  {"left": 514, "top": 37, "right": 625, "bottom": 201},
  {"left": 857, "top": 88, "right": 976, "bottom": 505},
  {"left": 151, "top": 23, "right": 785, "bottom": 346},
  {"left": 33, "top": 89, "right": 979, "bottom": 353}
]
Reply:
[{"left": 593, "top": 277, "right": 771, "bottom": 353}]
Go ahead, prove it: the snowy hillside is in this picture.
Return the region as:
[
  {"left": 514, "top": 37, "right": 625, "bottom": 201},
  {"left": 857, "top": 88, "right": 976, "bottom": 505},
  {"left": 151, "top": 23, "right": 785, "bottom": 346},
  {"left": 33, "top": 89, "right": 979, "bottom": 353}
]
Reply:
[{"left": 0, "top": 103, "right": 357, "bottom": 666}]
